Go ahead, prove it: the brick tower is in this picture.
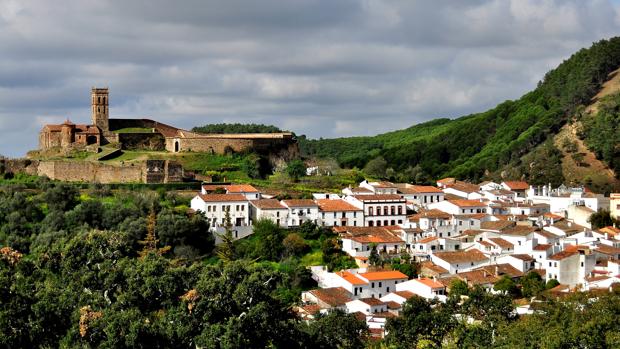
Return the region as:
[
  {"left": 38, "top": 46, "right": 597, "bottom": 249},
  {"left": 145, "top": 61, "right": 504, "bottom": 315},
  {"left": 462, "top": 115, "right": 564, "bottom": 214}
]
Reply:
[{"left": 91, "top": 87, "right": 109, "bottom": 132}]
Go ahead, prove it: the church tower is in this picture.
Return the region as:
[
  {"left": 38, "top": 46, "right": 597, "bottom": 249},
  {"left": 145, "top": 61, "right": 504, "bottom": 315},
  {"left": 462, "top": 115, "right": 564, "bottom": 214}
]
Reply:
[{"left": 91, "top": 87, "right": 109, "bottom": 132}]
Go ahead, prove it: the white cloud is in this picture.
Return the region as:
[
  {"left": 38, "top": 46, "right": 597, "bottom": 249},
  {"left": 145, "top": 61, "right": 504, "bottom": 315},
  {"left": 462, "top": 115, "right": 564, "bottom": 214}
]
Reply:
[{"left": 1, "top": 0, "right": 620, "bottom": 156}]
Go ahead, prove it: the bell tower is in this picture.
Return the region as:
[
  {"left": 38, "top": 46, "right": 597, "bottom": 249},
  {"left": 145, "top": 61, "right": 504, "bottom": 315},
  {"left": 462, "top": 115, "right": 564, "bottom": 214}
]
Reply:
[{"left": 91, "top": 87, "right": 109, "bottom": 132}]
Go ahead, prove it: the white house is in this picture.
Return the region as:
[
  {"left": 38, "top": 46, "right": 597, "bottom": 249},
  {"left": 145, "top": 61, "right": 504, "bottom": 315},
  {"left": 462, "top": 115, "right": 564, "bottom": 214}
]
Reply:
[
  {"left": 331, "top": 270, "right": 409, "bottom": 299},
  {"left": 201, "top": 183, "right": 261, "bottom": 200},
  {"left": 359, "top": 180, "right": 398, "bottom": 195},
  {"left": 395, "top": 277, "right": 447, "bottom": 301},
  {"left": 429, "top": 199, "right": 488, "bottom": 215},
  {"left": 395, "top": 184, "right": 445, "bottom": 208},
  {"left": 346, "top": 194, "right": 407, "bottom": 227},
  {"left": 281, "top": 199, "right": 319, "bottom": 227},
  {"left": 249, "top": 199, "right": 289, "bottom": 228},
  {"left": 190, "top": 193, "right": 252, "bottom": 242},
  {"left": 316, "top": 199, "right": 364, "bottom": 227},
  {"left": 431, "top": 249, "right": 489, "bottom": 274},
  {"left": 546, "top": 246, "right": 596, "bottom": 287},
  {"left": 443, "top": 182, "right": 483, "bottom": 200},
  {"left": 346, "top": 298, "right": 388, "bottom": 315},
  {"left": 501, "top": 181, "right": 529, "bottom": 200},
  {"left": 335, "top": 226, "right": 406, "bottom": 258}
]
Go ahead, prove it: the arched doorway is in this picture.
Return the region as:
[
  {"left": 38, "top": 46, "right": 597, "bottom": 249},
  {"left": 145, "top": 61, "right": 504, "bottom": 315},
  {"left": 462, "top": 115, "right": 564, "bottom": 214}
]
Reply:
[
  {"left": 174, "top": 141, "right": 180, "bottom": 152},
  {"left": 86, "top": 135, "right": 98, "bottom": 145}
]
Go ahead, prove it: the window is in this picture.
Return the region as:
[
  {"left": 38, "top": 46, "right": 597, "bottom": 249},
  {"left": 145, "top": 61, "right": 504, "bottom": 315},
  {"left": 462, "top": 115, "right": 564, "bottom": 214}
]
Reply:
[
  {"left": 369, "top": 207, "right": 374, "bottom": 215},
  {"left": 391, "top": 206, "right": 395, "bottom": 215},
  {"left": 384, "top": 220, "right": 388, "bottom": 226},
  {"left": 383, "top": 206, "right": 388, "bottom": 215},
  {"left": 307, "top": 209, "right": 310, "bottom": 214},
  {"left": 391, "top": 220, "right": 395, "bottom": 225},
  {"left": 371, "top": 282, "right": 375, "bottom": 288},
  {"left": 353, "top": 212, "right": 357, "bottom": 218},
  {"left": 387, "top": 287, "right": 390, "bottom": 292},
  {"left": 398, "top": 220, "right": 402, "bottom": 224},
  {"left": 377, "top": 221, "right": 382, "bottom": 226},
  {"left": 369, "top": 221, "right": 374, "bottom": 227},
  {"left": 379, "top": 282, "right": 382, "bottom": 287},
  {"left": 398, "top": 206, "right": 402, "bottom": 215},
  {"left": 333, "top": 212, "right": 336, "bottom": 218},
  {"left": 277, "top": 212, "right": 280, "bottom": 217}
]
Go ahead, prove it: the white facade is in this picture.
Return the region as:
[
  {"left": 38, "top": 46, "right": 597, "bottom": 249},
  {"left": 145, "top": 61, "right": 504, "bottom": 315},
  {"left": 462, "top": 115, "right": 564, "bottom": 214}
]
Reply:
[
  {"left": 249, "top": 200, "right": 289, "bottom": 228},
  {"left": 428, "top": 200, "right": 488, "bottom": 215},
  {"left": 282, "top": 200, "right": 319, "bottom": 227},
  {"left": 346, "top": 195, "right": 407, "bottom": 227}
]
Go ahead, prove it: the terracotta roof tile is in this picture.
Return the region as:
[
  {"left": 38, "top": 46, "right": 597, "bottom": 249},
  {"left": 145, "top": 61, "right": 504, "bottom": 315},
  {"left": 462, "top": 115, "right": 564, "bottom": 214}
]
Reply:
[
  {"left": 352, "top": 194, "right": 404, "bottom": 202},
  {"left": 488, "top": 237, "right": 514, "bottom": 249},
  {"left": 413, "top": 277, "right": 445, "bottom": 289},
  {"left": 309, "top": 287, "right": 353, "bottom": 307},
  {"left": 502, "top": 181, "right": 529, "bottom": 190},
  {"left": 336, "top": 271, "right": 367, "bottom": 286},
  {"left": 282, "top": 199, "right": 318, "bottom": 207},
  {"left": 447, "top": 199, "right": 486, "bottom": 208},
  {"left": 360, "top": 270, "right": 408, "bottom": 281},
  {"left": 433, "top": 249, "right": 488, "bottom": 264},
  {"left": 197, "top": 194, "right": 248, "bottom": 202},
  {"left": 316, "top": 199, "right": 362, "bottom": 212},
  {"left": 250, "top": 199, "right": 286, "bottom": 210}
]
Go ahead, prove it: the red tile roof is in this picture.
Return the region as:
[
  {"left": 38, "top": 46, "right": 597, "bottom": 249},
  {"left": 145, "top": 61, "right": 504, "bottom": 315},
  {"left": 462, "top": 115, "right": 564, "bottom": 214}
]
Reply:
[
  {"left": 502, "top": 181, "right": 529, "bottom": 190},
  {"left": 282, "top": 199, "right": 318, "bottom": 207},
  {"left": 433, "top": 249, "right": 488, "bottom": 264},
  {"left": 226, "top": 184, "right": 260, "bottom": 193},
  {"left": 360, "top": 270, "right": 408, "bottom": 281},
  {"left": 316, "top": 199, "right": 362, "bottom": 212},
  {"left": 337, "top": 271, "right": 367, "bottom": 285},
  {"left": 197, "top": 194, "right": 248, "bottom": 202},
  {"left": 448, "top": 199, "right": 486, "bottom": 208},
  {"left": 309, "top": 287, "right": 353, "bottom": 307},
  {"left": 352, "top": 194, "right": 404, "bottom": 202},
  {"left": 250, "top": 199, "right": 286, "bottom": 210},
  {"left": 413, "top": 277, "right": 445, "bottom": 289}
]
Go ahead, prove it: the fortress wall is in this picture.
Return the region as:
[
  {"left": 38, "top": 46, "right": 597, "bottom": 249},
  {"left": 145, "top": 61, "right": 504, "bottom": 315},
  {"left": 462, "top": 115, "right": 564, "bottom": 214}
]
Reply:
[
  {"left": 169, "top": 138, "right": 255, "bottom": 153},
  {"left": 37, "top": 161, "right": 143, "bottom": 183},
  {"left": 2, "top": 159, "right": 40, "bottom": 175},
  {"left": 118, "top": 133, "right": 165, "bottom": 151}
]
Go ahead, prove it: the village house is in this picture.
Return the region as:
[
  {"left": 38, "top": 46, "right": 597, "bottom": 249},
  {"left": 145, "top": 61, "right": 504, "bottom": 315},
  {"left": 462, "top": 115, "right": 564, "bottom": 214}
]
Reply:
[
  {"left": 301, "top": 287, "right": 353, "bottom": 311},
  {"left": 395, "top": 277, "right": 447, "bottom": 301},
  {"left": 316, "top": 199, "right": 364, "bottom": 227},
  {"left": 501, "top": 181, "right": 530, "bottom": 200},
  {"left": 249, "top": 199, "right": 289, "bottom": 228},
  {"left": 281, "top": 199, "right": 319, "bottom": 227},
  {"left": 394, "top": 184, "right": 445, "bottom": 208},
  {"left": 190, "top": 193, "right": 252, "bottom": 241},
  {"left": 546, "top": 246, "right": 596, "bottom": 287},
  {"left": 201, "top": 183, "right": 261, "bottom": 200},
  {"left": 335, "top": 226, "right": 406, "bottom": 258},
  {"left": 442, "top": 182, "right": 483, "bottom": 200},
  {"left": 328, "top": 270, "right": 409, "bottom": 299},
  {"left": 429, "top": 199, "right": 488, "bottom": 215},
  {"left": 345, "top": 194, "right": 407, "bottom": 227},
  {"left": 431, "top": 249, "right": 489, "bottom": 274}
]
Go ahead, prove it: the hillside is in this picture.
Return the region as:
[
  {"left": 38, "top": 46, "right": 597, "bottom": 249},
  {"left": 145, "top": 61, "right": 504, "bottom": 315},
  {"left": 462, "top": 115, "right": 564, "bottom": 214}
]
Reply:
[{"left": 300, "top": 37, "right": 620, "bottom": 191}]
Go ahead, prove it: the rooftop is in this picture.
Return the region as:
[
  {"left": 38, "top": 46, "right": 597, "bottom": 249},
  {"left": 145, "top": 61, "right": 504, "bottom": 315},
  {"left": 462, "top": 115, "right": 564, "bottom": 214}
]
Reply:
[
  {"left": 360, "top": 270, "right": 409, "bottom": 281},
  {"left": 250, "top": 199, "right": 286, "bottom": 210},
  {"left": 315, "top": 199, "right": 362, "bottom": 212},
  {"left": 282, "top": 199, "right": 318, "bottom": 208},
  {"left": 433, "top": 249, "right": 488, "bottom": 264},
  {"left": 197, "top": 194, "right": 248, "bottom": 202},
  {"left": 309, "top": 287, "right": 353, "bottom": 307}
]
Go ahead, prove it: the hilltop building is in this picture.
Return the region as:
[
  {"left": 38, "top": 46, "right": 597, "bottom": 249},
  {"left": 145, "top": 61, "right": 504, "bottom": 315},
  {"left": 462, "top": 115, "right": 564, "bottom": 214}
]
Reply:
[{"left": 38, "top": 87, "right": 298, "bottom": 156}]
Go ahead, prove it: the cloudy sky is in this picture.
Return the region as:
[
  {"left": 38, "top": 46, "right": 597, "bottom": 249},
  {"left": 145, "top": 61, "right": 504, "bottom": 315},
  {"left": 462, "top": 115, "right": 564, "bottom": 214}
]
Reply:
[{"left": 1, "top": 0, "right": 620, "bottom": 156}]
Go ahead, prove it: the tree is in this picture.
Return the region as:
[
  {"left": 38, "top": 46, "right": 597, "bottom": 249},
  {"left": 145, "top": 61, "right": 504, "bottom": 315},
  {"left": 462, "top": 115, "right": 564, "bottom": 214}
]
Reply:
[
  {"left": 368, "top": 243, "right": 381, "bottom": 267},
  {"left": 449, "top": 279, "right": 469, "bottom": 299},
  {"left": 305, "top": 309, "right": 368, "bottom": 349},
  {"left": 363, "top": 156, "right": 387, "bottom": 178},
  {"left": 282, "top": 233, "right": 309, "bottom": 257},
  {"left": 286, "top": 159, "right": 307, "bottom": 182},
  {"left": 588, "top": 209, "right": 619, "bottom": 229},
  {"left": 251, "top": 219, "right": 285, "bottom": 261},
  {"left": 216, "top": 209, "right": 236, "bottom": 262},
  {"left": 521, "top": 271, "right": 546, "bottom": 298},
  {"left": 138, "top": 210, "right": 170, "bottom": 257},
  {"left": 493, "top": 275, "right": 520, "bottom": 298},
  {"left": 385, "top": 296, "right": 455, "bottom": 348},
  {"left": 546, "top": 279, "right": 560, "bottom": 289}
]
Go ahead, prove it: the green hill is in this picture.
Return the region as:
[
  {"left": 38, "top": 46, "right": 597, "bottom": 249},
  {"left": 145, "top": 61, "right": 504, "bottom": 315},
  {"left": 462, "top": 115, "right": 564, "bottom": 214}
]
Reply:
[{"left": 300, "top": 37, "right": 620, "bottom": 191}]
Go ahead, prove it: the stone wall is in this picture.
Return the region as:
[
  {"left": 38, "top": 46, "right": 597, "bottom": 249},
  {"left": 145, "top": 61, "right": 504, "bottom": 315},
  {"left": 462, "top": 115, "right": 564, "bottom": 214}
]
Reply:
[
  {"left": 118, "top": 133, "right": 165, "bottom": 151},
  {"left": 37, "top": 161, "right": 144, "bottom": 183}
]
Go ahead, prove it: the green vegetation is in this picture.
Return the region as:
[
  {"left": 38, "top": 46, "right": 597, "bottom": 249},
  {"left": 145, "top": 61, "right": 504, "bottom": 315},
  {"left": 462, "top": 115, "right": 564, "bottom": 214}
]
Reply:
[
  {"left": 112, "top": 127, "right": 153, "bottom": 133},
  {"left": 301, "top": 37, "right": 620, "bottom": 184},
  {"left": 192, "top": 123, "right": 283, "bottom": 134},
  {"left": 581, "top": 91, "right": 620, "bottom": 176}
]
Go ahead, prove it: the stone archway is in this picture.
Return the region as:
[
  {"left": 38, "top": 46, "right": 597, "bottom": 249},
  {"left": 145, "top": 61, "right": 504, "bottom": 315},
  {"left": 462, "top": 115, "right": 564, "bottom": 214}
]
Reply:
[
  {"left": 86, "top": 135, "right": 98, "bottom": 145},
  {"left": 174, "top": 140, "right": 180, "bottom": 152}
]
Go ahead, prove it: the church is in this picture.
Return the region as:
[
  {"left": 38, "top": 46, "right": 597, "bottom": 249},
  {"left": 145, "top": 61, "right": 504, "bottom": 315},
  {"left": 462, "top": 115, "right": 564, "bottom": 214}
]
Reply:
[{"left": 38, "top": 87, "right": 298, "bottom": 156}]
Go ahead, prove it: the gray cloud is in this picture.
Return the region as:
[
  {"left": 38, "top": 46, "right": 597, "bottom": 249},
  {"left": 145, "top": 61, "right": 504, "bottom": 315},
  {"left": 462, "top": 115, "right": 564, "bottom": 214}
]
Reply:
[{"left": 0, "top": 0, "right": 619, "bottom": 156}]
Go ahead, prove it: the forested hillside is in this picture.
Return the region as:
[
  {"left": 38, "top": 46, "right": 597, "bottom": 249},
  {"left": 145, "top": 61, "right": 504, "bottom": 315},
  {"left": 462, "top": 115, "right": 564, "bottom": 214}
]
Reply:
[
  {"left": 300, "top": 37, "right": 620, "bottom": 187},
  {"left": 192, "top": 123, "right": 283, "bottom": 134}
]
